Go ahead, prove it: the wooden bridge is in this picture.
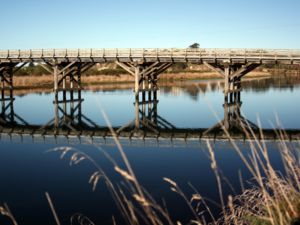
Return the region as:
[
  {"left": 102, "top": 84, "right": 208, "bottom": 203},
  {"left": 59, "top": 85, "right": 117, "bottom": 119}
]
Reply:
[{"left": 1, "top": 48, "right": 300, "bottom": 104}]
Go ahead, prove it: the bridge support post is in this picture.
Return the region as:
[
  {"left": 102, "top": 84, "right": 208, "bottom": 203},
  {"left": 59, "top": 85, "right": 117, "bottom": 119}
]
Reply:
[
  {"left": 0, "top": 63, "right": 19, "bottom": 100},
  {"left": 203, "top": 61, "right": 259, "bottom": 103},
  {"left": 116, "top": 61, "right": 172, "bottom": 102},
  {"left": 41, "top": 60, "right": 94, "bottom": 97},
  {"left": 0, "top": 62, "right": 21, "bottom": 124},
  {"left": 120, "top": 61, "right": 176, "bottom": 135}
]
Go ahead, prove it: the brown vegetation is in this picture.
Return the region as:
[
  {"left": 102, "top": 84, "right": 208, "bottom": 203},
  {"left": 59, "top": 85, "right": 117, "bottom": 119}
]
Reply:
[{"left": 12, "top": 70, "right": 271, "bottom": 90}]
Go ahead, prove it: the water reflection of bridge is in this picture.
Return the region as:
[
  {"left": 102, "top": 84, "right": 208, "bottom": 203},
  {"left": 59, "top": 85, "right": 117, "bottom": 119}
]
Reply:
[{"left": 1, "top": 89, "right": 300, "bottom": 144}]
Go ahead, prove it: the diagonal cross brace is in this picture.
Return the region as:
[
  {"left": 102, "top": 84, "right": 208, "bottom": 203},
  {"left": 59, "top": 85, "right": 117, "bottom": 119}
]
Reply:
[
  {"left": 203, "top": 62, "right": 225, "bottom": 77},
  {"left": 230, "top": 63, "right": 260, "bottom": 80},
  {"left": 115, "top": 61, "right": 135, "bottom": 76}
]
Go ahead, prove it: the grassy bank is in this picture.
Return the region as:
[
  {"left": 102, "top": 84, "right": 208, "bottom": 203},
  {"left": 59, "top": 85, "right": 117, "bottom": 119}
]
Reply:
[{"left": 12, "top": 71, "right": 272, "bottom": 89}]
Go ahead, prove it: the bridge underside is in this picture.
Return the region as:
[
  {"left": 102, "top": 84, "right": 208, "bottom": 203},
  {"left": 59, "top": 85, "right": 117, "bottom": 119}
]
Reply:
[
  {"left": 0, "top": 57, "right": 265, "bottom": 110},
  {"left": 203, "top": 61, "right": 260, "bottom": 101},
  {"left": 116, "top": 61, "right": 173, "bottom": 101}
]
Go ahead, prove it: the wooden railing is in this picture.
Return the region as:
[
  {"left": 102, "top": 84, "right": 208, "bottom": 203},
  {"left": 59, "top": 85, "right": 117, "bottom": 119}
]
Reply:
[{"left": 0, "top": 48, "right": 300, "bottom": 59}]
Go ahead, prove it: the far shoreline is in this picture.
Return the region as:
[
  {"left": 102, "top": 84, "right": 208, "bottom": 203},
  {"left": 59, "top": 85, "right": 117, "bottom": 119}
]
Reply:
[{"left": 12, "top": 71, "right": 273, "bottom": 90}]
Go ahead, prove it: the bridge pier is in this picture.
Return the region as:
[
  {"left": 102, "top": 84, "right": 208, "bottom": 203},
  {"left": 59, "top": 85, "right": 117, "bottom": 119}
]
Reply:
[
  {"left": 204, "top": 61, "right": 259, "bottom": 102},
  {"left": 0, "top": 62, "right": 26, "bottom": 126},
  {"left": 41, "top": 60, "right": 94, "bottom": 100},
  {"left": 116, "top": 61, "right": 172, "bottom": 101},
  {"left": 0, "top": 62, "right": 24, "bottom": 101}
]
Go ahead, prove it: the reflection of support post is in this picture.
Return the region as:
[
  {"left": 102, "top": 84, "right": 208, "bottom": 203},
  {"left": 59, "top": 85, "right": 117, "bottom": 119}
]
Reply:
[
  {"left": 52, "top": 91, "right": 83, "bottom": 133},
  {"left": 203, "top": 61, "right": 259, "bottom": 102},
  {"left": 40, "top": 89, "right": 99, "bottom": 136},
  {"left": 0, "top": 89, "right": 15, "bottom": 125},
  {"left": 204, "top": 92, "right": 258, "bottom": 136},
  {"left": 134, "top": 96, "right": 159, "bottom": 132},
  {"left": 0, "top": 90, "right": 28, "bottom": 128},
  {"left": 116, "top": 88, "right": 176, "bottom": 136}
]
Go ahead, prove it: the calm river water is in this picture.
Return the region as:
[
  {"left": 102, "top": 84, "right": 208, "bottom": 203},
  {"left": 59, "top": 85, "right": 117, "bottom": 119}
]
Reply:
[{"left": 0, "top": 76, "right": 300, "bottom": 224}]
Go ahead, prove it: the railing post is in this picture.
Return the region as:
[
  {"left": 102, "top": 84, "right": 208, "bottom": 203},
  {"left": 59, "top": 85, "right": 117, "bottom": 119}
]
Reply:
[{"left": 142, "top": 48, "right": 145, "bottom": 61}]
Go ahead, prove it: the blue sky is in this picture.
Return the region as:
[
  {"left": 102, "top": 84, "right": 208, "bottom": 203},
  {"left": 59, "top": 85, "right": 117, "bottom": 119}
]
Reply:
[{"left": 0, "top": 0, "right": 300, "bottom": 49}]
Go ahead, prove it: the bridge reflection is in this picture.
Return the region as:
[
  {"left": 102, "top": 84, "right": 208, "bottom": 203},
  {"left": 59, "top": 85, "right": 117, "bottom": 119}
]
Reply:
[
  {"left": 0, "top": 89, "right": 299, "bottom": 144},
  {"left": 40, "top": 90, "right": 101, "bottom": 135}
]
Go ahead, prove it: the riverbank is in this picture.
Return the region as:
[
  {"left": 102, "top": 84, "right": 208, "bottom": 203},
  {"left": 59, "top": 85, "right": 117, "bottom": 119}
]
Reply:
[{"left": 13, "top": 71, "right": 272, "bottom": 90}]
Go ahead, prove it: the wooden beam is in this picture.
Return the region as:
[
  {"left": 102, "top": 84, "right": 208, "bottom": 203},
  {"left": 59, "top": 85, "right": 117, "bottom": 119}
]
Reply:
[
  {"left": 40, "top": 63, "right": 54, "bottom": 74},
  {"left": 230, "top": 63, "right": 260, "bottom": 79},
  {"left": 203, "top": 62, "right": 225, "bottom": 77},
  {"left": 58, "top": 60, "right": 78, "bottom": 75},
  {"left": 81, "top": 62, "right": 95, "bottom": 74},
  {"left": 139, "top": 62, "right": 160, "bottom": 77},
  {"left": 115, "top": 61, "right": 134, "bottom": 76},
  {"left": 155, "top": 62, "right": 173, "bottom": 76}
]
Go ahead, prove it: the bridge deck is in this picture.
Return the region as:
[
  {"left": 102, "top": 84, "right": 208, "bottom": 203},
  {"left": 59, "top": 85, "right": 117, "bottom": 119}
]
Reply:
[{"left": 1, "top": 48, "right": 300, "bottom": 64}]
